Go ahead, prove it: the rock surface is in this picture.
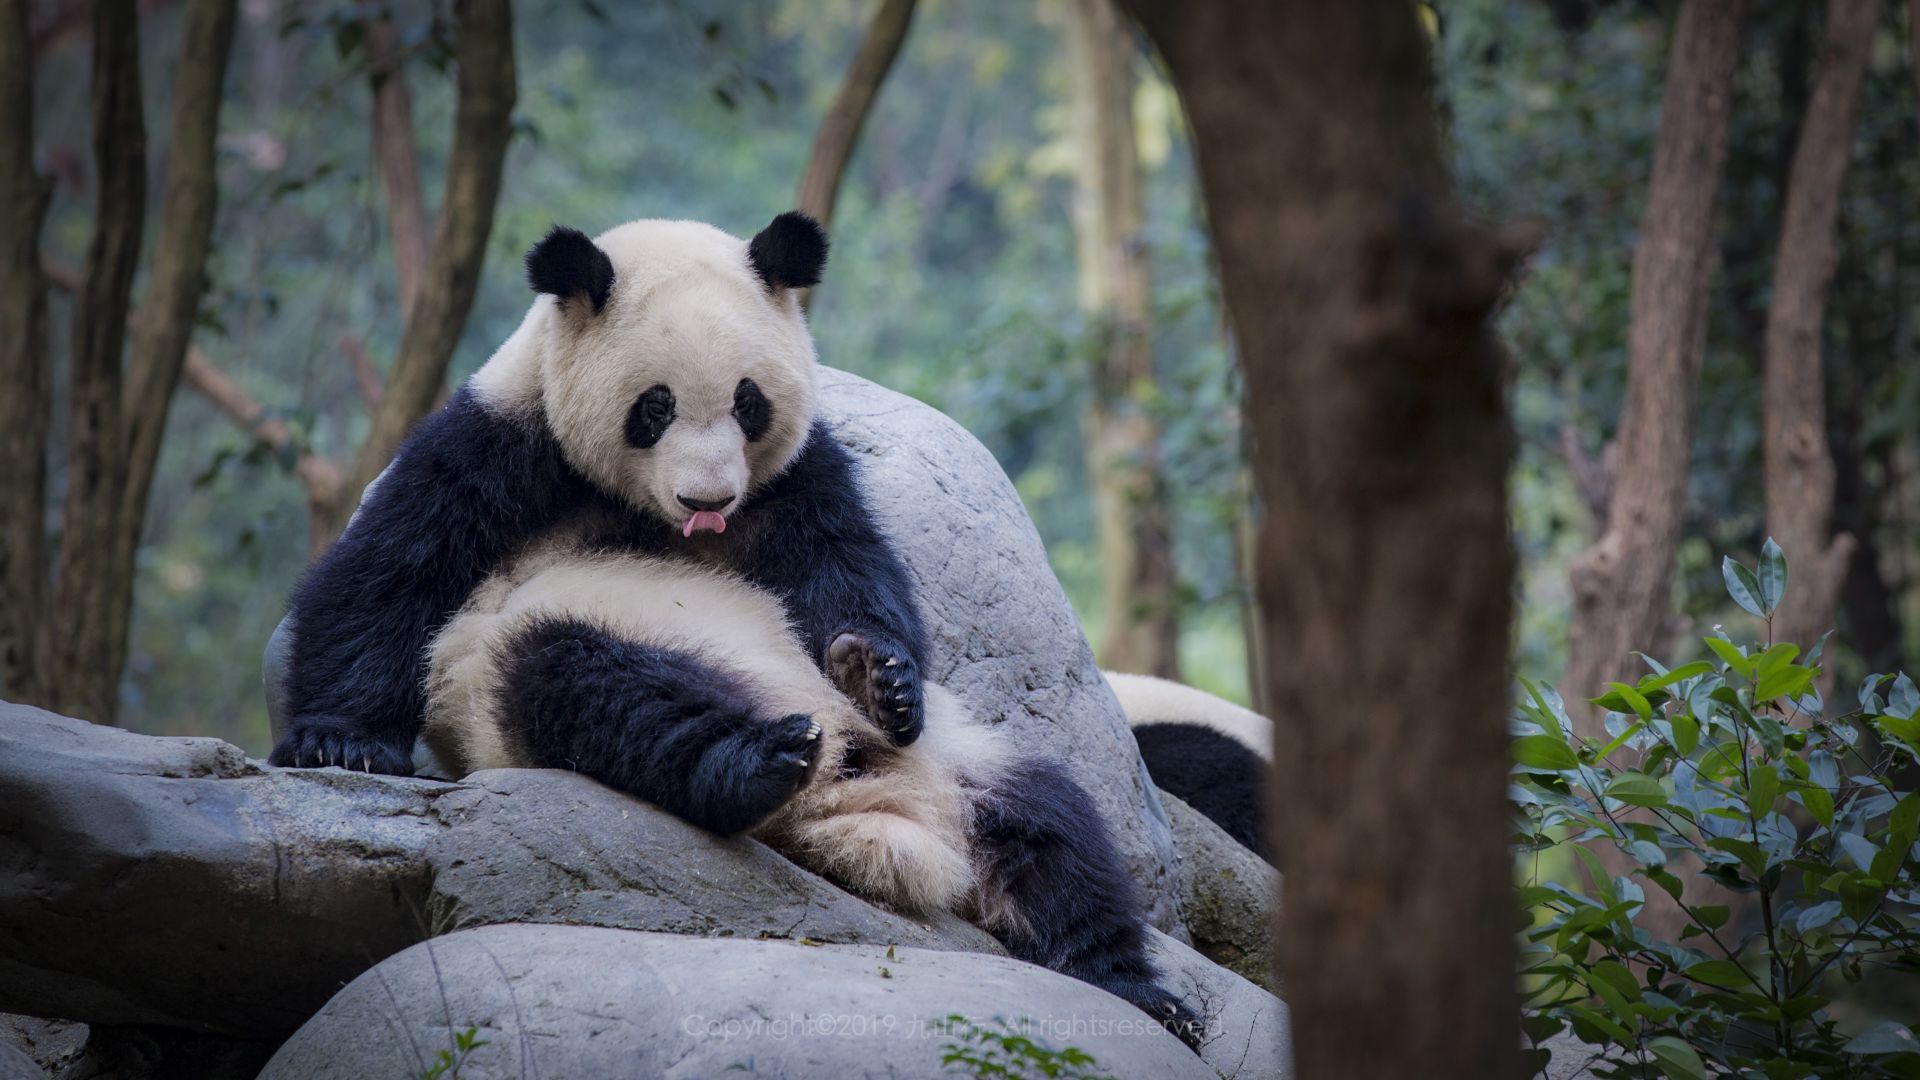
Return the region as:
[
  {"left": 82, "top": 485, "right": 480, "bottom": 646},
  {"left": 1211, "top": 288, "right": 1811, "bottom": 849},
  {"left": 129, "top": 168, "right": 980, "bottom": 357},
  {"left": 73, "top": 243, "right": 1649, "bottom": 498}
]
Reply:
[
  {"left": 0, "top": 703, "right": 446, "bottom": 1038},
  {"left": 1163, "top": 791, "right": 1279, "bottom": 989},
  {"left": 426, "top": 767, "right": 1003, "bottom": 953},
  {"left": 262, "top": 923, "right": 1215, "bottom": 1080},
  {"left": 263, "top": 367, "right": 1184, "bottom": 929},
  {"left": 1147, "top": 930, "right": 1289, "bottom": 1079}
]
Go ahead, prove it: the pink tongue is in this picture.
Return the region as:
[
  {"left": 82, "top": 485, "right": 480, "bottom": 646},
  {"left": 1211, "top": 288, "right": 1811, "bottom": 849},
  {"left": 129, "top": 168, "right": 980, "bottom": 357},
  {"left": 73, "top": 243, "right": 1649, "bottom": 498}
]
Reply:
[{"left": 682, "top": 510, "right": 727, "bottom": 538}]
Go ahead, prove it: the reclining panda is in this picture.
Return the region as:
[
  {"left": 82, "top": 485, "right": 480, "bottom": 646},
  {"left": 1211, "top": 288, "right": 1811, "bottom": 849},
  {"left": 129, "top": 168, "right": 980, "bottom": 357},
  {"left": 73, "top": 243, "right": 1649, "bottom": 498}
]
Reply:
[{"left": 271, "top": 213, "right": 1199, "bottom": 1046}]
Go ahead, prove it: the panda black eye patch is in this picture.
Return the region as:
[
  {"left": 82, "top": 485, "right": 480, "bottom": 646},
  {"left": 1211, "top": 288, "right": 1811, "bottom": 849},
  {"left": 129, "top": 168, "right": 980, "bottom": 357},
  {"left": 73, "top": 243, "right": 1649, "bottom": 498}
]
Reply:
[
  {"left": 626, "top": 385, "right": 676, "bottom": 449},
  {"left": 733, "top": 378, "right": 772, "bottom": 442}
]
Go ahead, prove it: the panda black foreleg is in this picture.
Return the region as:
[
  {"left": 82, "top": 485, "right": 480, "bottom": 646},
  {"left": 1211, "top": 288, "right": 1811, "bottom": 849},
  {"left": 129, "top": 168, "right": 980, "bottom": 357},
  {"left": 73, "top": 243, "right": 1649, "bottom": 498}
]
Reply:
[
  {"left": 739, "top": 425, "right": 928, "bottom": 746},
  {"left": 501, "top": 617, "right": 822, "bottom": 835},
  {"left": 971, "top": 759, "right": 1206, "bottom": 1052}
]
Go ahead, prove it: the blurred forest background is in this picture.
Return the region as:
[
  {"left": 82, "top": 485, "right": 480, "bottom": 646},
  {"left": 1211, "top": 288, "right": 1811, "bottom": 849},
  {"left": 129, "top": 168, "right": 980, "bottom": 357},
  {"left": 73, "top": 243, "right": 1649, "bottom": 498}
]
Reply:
[{"left": 9, "top": 0, "right": 1920, "bottom": 754}]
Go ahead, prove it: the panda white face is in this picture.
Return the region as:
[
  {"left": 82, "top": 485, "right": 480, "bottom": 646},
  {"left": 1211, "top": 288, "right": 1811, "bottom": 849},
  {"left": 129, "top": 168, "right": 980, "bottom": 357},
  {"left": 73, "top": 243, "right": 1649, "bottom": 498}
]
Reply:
[{"left": 502, "top": 216, "right": 828, "bottom": 535}]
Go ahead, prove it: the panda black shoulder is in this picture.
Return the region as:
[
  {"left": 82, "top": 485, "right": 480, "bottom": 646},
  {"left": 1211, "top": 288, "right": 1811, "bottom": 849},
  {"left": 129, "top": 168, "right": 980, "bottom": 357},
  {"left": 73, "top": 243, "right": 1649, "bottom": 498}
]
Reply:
[{"left": 1132, "top": 722, "right": 1270, "bottom": 863}]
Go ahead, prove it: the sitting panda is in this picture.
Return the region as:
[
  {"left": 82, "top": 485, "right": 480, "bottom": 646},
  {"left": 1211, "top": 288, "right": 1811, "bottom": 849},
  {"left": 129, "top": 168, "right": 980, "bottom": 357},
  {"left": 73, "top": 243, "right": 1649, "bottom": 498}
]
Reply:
[
  {"left": 1106, "top": 672, "right": 1272, "bottom": 862},
  {"left": 270, "top": 213, "right": 1199, "bottom": 1045}
]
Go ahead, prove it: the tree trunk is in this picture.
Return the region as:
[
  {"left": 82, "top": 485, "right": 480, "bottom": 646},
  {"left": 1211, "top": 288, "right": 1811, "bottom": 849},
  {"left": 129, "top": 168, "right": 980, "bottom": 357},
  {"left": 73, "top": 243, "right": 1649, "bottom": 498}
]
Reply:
[
  {"left": 104, "top": 0, "right": 240, "bottom": 715},
  {"left": 0, "top": 0, "right": 53, "bottom": 706},
  {"left": 1764, "top": 0, "right": 1881, "bottom": 658},
  {"left": 1562, "top": 1, "right": 1745, "bottom": 735},
  {"left": 1121, "top": 1, "right": 1529, "bottom": 1075},
  {"left": 1064, "top": 0, "right": 1180, "bottom": 680},
  {"left": 340, "top": 0, "right": 516, "bottom": 536},
  {"left": 794, "top": 0, "right": 915, "bottom": 231},
  {"left": 51, "top": 0, "right": 147, "bottom": 724},
  {"left": 367, "top": 14, "right": 429, "bottom": 317}
]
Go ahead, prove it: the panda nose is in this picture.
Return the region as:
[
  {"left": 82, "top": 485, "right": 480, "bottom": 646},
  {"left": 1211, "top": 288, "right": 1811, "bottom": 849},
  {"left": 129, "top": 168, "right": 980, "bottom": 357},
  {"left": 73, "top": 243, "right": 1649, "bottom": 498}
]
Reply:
[{"left": 676, "top": 493, "right": 735, "bottom": 513}]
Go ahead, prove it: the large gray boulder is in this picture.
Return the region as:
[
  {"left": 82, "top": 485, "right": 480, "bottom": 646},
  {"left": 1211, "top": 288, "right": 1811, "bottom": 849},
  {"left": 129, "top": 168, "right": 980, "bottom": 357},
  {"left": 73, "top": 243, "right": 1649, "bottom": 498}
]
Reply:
[
  {"left": 1163, "top": 791, "right": 1279, "bottom": 989},
  {"left": 0, "top": 703, "right": 446, "bottom": 1038},
  {"left": 263, "top": 368, "right": 1184, "bottom": 929},
  {"left": 262, "top": 923, "right": 1214, "bottom": 1079},
  {"left": 1147, "top": 930, "right": 1289, "bottom": 1079},
  {"left": 426, "top": 767, "right": 1001, "bottom": 953},
  {"left": 0, "top": 708, "right": 1001, "bottom": 1040}
]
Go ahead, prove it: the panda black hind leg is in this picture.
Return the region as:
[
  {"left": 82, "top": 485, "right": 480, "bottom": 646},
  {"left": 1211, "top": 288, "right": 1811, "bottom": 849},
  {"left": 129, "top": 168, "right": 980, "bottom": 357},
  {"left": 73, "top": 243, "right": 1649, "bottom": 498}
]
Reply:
[
  {"left": 971, "top": 758, "right": 1205, "bottom": 1052},
  {"left": 501, "top": 616, "right": 822, "bottom": 835}
]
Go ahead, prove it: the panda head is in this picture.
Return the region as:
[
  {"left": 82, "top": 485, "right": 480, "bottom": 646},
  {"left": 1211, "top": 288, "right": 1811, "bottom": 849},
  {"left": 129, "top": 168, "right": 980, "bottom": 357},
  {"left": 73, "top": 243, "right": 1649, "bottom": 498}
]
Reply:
[{"left": 523, "top": 213, "right": 829, "bottom": 536}]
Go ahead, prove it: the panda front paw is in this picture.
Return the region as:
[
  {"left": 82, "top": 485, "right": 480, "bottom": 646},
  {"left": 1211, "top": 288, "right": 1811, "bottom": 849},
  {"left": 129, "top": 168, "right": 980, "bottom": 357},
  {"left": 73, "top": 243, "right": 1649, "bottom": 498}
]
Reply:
[
  {"left": 826, "top": 631, "right": 923, "bottom": 746},
  {"left": 269, "top": 716, "right": 415, "bottom": 776}
]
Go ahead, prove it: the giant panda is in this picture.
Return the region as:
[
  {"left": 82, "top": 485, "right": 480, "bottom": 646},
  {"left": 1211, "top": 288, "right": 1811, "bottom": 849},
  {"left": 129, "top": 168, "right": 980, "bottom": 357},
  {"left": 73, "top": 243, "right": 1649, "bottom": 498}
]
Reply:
[
  {"left": 1106, "top": 672, "right": 1272, "bottom": 862},
  {"left": 270, "top": 213, "right": 1199, "bottom": 1045}
]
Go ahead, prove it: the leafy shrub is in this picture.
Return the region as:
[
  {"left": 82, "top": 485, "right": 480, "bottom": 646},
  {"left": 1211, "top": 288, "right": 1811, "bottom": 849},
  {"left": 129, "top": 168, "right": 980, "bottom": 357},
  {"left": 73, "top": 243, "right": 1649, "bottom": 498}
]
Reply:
[
  {"left": 1513, "top": 541, "right": 1920, "bottom": 1079},
  {"left": 936, "top": 1015, "right": 1114, "bottom": 1080}
]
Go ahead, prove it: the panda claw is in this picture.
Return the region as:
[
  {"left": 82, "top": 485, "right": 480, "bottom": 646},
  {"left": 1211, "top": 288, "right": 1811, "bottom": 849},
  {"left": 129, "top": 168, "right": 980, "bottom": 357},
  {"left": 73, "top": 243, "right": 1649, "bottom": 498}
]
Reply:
[
  {"left": 363, "top": 756, "right": 373, "bottom": 772},
  {"left": 885, "top": 657, "right": 898, "bottom": 667}
]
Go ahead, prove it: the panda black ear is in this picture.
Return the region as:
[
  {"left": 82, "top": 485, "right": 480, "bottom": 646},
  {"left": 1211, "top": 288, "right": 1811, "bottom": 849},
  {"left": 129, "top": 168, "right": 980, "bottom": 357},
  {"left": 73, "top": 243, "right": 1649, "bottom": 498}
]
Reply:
[
  {"left": 747, "top": 211, "right": 829, "bottom": 291},
  {"left": 526, "top": 225, "right": 615, "bottom": 313}
]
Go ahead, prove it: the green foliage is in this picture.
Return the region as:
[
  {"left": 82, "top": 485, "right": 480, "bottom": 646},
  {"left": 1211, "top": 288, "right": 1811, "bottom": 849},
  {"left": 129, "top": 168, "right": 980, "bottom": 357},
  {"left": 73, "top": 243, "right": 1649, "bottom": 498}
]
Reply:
[
  {"left": 936, "top": 1015, "right": 1112, "bottom": 1080},
  {"left": 1514, "top": 544, "right": 1920, "bottom": 1078},
  {"left": 418, "top": 1027, "right": 488, "bottom": 1080}
]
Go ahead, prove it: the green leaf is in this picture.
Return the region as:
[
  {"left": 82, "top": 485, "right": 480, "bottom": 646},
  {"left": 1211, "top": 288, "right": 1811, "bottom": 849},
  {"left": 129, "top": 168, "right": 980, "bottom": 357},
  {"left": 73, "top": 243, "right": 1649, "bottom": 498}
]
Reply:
[
  {"left": 1669, "top": 711, "right": 1701, "bottom": 755},
  {"left": 1648, "top": 1035, "right": 1708, "bottom": 1080},
  {"left": 1758, "top": 537, "right": 1787, "bottom": 613},
  {"left": 1795, "top": 900, "right": 1842, "bottom": 933},
  {"left": 1754, "top": 642, "right": 1801, "bottom": 679},
  {"left": 1692, "top": 904, "right": 1730, "bottom": 931},
  {"left": 1637, "top": 661, "right": 1715, "bottom": 694},
  {"left": 1891, "top": 793, "right": 1920, "bottom": 838},
  {"left": 1603, "top": 682, "right": 1653, "bottom": 721},
  {"left": 1705, "top": 636, "right": 1754, "bottom": 679},
  {"left": 1605, "top": 773, "right": 1668, "bottom": 808},
  {"left": 1723, "top": 556, "right": 1768, "bottom": 617},
  {"left": 1755, "top": 665, "right": 1815, "bottom": 704},
  {"left": 1843, "top": 1022, "right": 1919, "bottom": 1055},
  {"left": 1594, "top": 720, "right": 1646, "bottom": 761},
  {"left": 1706, "top": 837, "right": 1768, "bottom": 877},
  {"left": 1685, "top": 958, "right": 1752, "bottom": 989},
  {"left": 1514, "top": 735, "right": 1579, "bottom": 771},
  {"left": 1747, "top": 767, "right": 1781, "bottom": 817},
  {"left": 1838, "top": 874, "right": 1884, "bottom": 922},
  {"left": 1798, "top": 785, "right": 1834, "bottom": 828}
]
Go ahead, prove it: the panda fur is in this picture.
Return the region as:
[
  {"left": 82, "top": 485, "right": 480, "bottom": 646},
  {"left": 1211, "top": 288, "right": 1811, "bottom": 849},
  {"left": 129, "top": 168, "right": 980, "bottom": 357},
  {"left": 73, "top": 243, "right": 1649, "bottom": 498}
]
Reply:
[
  {"left": 1106, "top": 672, "right": 1272, "bottom": 862},
  {"left": 272, "top": 214, "right": 1198, "bottom": 1045}
]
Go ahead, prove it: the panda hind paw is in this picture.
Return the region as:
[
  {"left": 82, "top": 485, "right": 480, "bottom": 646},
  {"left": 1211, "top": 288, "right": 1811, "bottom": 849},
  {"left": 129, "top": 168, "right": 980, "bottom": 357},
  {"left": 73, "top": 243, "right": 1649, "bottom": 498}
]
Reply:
[
  {"left": 268, "top": 720, "right": 415, "bottom": 776},
  {"left": 826, "top": 631, "right": 924, "bottom": 747}
]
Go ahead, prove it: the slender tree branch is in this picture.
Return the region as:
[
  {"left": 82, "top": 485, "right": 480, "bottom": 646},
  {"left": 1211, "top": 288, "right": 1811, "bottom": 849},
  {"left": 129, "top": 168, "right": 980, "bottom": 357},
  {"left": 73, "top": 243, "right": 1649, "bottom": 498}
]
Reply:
[
  {"left": 180, "top": 348, "right": 344, "bottom": 507},
  {"left": 366, "top": 14, "right": 429, "bottom": 316},
  {"left": 1763, "top": 0, "right": 1878, "bottom": 663},
  {"left": 341, "top": 335, "right": 384, "bottom": 408},
  {"left": 52, "top": 0, "right": 147, "bottom": 723},
  {"left": 794, "top": 0, "right": 916, "bottom": 231},
  {"left": 342, "top": 0, "right": 516, "bottom": 532},
  {"left": 0, "top": 0, "right": 54, "bottom": 706},
  {"left": 107, "top": 0, "right": 239, "bottom": 711}
]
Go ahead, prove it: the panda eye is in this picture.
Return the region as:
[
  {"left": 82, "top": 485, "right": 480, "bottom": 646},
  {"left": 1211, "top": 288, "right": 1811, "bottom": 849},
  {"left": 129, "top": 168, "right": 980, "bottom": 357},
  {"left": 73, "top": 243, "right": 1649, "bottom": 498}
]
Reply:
[
  {"left": 625, "top": 384, "right": 675, "bottom": 449},
  {"left": 733, "top": 378, "right": 772, "bottom": 443}
]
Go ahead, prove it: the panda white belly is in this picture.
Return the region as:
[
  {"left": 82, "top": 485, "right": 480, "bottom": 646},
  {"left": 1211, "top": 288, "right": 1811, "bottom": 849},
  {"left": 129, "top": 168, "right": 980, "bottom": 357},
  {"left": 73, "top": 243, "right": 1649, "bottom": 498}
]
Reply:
[{"left": 422, "top": 539, "right": 1010, "bottom": 915}]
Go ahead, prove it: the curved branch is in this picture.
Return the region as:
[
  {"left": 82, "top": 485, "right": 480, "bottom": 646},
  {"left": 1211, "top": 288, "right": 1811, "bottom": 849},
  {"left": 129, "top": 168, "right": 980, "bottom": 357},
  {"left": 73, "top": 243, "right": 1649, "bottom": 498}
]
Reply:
[
  {"left": 366, "top": 15, "right": 429, "bottom": 316},
  {"left": 794, "top": 0, "right": 916, "bottom": 230},
  {"left": 343, "top": 0, "right": 516, "bottom": 530}
]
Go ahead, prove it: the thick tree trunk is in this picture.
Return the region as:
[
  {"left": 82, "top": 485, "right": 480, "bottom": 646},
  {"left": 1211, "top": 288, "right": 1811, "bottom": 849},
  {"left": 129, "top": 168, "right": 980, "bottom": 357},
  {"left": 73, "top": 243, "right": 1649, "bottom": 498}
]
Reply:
[
  {"left": 1121, "top": 1, "right": 1529, "bottom": 1075},
  {"left": 104, "top": 0, "right": 240, "bottom": 714},
  {"left": 340, "top": 0, "right": 516, "bottom": 536},
  {"left": 1764, "top": 0, "right": 1881, "bottom": 658},
  {"left": 367, "top": 15, "right": 429, "bottom": 317},
  {"left": 1064, "top": 0, "right": 1180, "bottom": 680},
  {"left": 794, "top": 0, "right": 915, "bottom": 231},
  {"left": 51, "top": 0, "right": 147, "bottom": 724},
  {"left": 0, "top": 0, "right": 53, "bottom": 706},
  {"left": 1562, "top": 1, "right": 1745, "bottom": 735}
]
